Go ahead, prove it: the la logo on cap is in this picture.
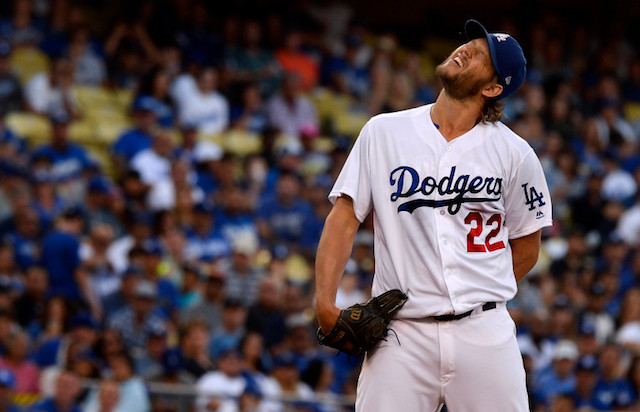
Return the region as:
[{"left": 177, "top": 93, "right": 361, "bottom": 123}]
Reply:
[
  {"left": 495, "top": 34, "right": 510, "bottom": 42},
  {"left": 505, "top": 76, "right": 512, "bottom": 85}
]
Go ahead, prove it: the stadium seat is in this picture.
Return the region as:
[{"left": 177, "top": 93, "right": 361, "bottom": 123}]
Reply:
[
  {"left": 9, "top": 47, "right": 50, "bottom": 84},
  {"left": 5, "top": 112, "right": 51, "bottom": 147}
]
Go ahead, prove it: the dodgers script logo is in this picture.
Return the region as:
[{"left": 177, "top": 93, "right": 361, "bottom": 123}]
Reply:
[{"left": 389, "top": 166, "right": 502, "bottom": 215}]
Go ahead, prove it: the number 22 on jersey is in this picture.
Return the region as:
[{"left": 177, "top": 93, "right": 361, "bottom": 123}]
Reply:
[{"left": 464, "top": 211, "right": 506, "bottom": 253}]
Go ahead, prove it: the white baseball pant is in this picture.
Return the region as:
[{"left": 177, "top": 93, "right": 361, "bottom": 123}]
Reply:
[{"left": 355, "top": 303, "right": 529, "bottom": 412}]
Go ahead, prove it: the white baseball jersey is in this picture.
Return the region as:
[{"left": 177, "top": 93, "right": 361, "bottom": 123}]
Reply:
[{"left": 329, "top": 104, "right": 552, "bottom": 318}]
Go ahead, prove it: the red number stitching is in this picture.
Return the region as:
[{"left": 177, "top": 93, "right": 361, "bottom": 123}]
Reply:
[
  {"left": 464, "top": 212, "right": 505, "bottom": 253},
  {"left": 485, "top": 214, "right": 506, "bottom": 252},
  {"left": 464, "top": 212, "right": 486, "bottom": 252}
]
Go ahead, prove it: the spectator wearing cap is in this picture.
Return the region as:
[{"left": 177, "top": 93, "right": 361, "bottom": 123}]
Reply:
[
  {"left": 138, "top": 240, "right": 179, "bottom": 319},
  {"left": 579, "top": 282, "right": 616, "bottom": 345},
  {"left": 134, "top": 321, "right": 168, "bottom": 379},
  {"left": 147, "top": 157, "right": 204, "bottom": 212},
  {"left": 30, "top": 369, "right": 83, "bottom": 412},
  {"left": 260, "top": 352, "right": 315, "bottom": 411},
  {"left": 0, "top": 330, "right": 39, "bottom": 395},
  {"left": 111, "top": 96, "right": 158, "bottom": 168},
  {"left": 184, "top": 202, "right": 231, "bottom": 262},
  {"left": 179, "top": 320, "right": 213, "bottom": 380},
  {"left": 195, "top": 347, "right": 247, "bottom": 412},
  {"left": 174, "top": 67, "right": 229, "bottom": 136},
  {"left": 107, "top": 279, "right": 167, "bottom": 351},
  {"left": 30, "top": 112, "right": 91, "bottom": 192},
  {"left": 101, "top": 266, "right": 141, "bottom": 319},
  {"left": 41, "top": 207, "right": 101, "bottom": 318},
  {"left": 0, "top": 42, "right": 23, "bottom": 114},
  {"left": 209, "top": 299, "right": 247, "bottom": 361},
  {"left": 569, "top": 355, "right": 600, "bottom": 410},
  {"left": 24, "top": 57, "right": 79, "bottom": 118},
  {"left": 592, "top": 344, "right": 636, "bottom": 411},
  {"left": 82, "top": 379, "right": 122, "bottom": 412},
  {"left": 256, "top": 171, "right": 314, "bottom": 248},
  {"left": 266, "top": 72, "right": 318, "bottom": 138},
  {"left": 147, "top": 349, "right": 193, "bottom": 411},
  {"left": 85, "top": 176, "right": 123, "bottom": 237},
  {"left": 223, "top": 233, "right": 264, "bottom": 307},
  {"left": 0, "top": 368, "right": 20, "bottom": 412},
  {"left": 181, "top": 266, "right": 226, "bottom": 333},
  {"left": 131, "top": 129, "right": 175, "bottom": 185},
  {"left": 533, "top": 340, "right": 578, "bottom": 405}
]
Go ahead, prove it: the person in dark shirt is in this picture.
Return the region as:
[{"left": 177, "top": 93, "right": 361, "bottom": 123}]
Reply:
[
  {"left": 13, "top": 265, "right": 48, "bottom": 332},
  {"left": 246, "top": 277, "right": 286, "bottom": 349}
]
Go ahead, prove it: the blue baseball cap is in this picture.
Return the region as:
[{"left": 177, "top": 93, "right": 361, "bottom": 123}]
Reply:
[
  {"left": 132, "top": 96, "right": 157, "bottom": 113},
  {"left": 0, "top": 369, "right": 14, "bottom": 388},
  {"left": 464, "top": 19, "right": 527, "bottom": 99}
]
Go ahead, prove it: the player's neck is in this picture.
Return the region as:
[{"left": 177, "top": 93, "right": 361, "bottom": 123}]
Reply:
[{"left": 431, "top": 91, "right": 483, "bottom": 141}]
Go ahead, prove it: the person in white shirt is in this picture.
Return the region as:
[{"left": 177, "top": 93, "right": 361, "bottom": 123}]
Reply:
[
  {"left": 174, "top": 68, "right": 229, "bottom": 135},
  {"left": 131, "top": 130, "right": 174, "bottom": 185},
  {"left": 196, "top": 349, "right": 247, "bottom": 412},
  {"left": 25, "top": 57, "right": 79, "bottom": 117}
]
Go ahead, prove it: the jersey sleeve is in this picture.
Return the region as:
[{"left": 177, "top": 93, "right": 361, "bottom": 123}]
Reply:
[
  {"left": 328, "top": 122, "right": 373, "bottom": 222},
  {"left": 503, "top": 150, "right": 553, "bottom": 239}
]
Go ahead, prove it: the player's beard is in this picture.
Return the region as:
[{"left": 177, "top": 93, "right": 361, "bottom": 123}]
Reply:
[{"left": 435, "top": 60, "right": 493, "bottom": 100}]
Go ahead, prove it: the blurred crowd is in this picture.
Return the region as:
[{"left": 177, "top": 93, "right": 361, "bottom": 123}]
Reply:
[{"left": 0, "top": 0, "right": 639, "bottom": 411}]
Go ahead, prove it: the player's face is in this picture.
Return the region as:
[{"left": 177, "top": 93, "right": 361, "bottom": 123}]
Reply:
[{"left": 435, "top": 38, "right": 497, "bottom": 100}]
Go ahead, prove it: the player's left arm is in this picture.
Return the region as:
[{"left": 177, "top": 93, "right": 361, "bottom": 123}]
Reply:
[{"left": 510, "top": 229, "right": 542, "bottom": 282}]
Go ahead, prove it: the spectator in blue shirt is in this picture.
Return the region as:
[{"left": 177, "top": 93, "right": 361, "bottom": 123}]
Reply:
[
  {"left": 184, "top": 203, "right": 231, "bottom": 262},
  {"left": 534, "top": 340, "right": 578, "bottom": 405},
  {"left": 256, "top": 171, "right": 314, "bottom": 248},
  {"left": 111, "top": 96, "right": 158, "bottom": 171},
  {"left": 570, "top": 355, "right": 600, "bottom": 409},
  {"left": 29, "top": 369, "right": 83, "bottom": 412},
  {"left": 40, "top": 207, "right": 99, "bottom": 317},
  {"left": 31, "top": 113, "right": 91, "bottom": 184},
  {"left": 592, "top": 344, "right": 636, "bottom": 410}
]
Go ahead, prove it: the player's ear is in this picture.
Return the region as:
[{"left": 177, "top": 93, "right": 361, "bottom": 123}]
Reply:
[{"left": 481, "top": 82, "right": 503, "bottom": 99}]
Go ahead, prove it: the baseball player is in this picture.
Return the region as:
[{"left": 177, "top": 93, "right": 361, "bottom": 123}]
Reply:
[{"left": 315, "top": 19, "right": 552, "bottom": 411}]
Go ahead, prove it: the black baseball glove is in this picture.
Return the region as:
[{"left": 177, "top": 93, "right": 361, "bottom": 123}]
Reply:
[{"left": 317, "top": 289, "right": 408, "bottom": 356}]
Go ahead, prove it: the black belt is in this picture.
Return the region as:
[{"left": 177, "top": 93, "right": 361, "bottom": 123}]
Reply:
[{"left": 431, "top": 302, "right": 497, "bottom": 321}]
